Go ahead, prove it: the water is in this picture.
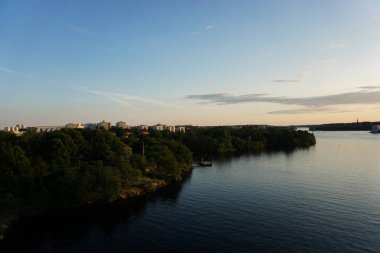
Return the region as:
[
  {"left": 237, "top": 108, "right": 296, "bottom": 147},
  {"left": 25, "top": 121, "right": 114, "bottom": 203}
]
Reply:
[{"left": 1, "top": 131, "right": 380, "bottom": 252}]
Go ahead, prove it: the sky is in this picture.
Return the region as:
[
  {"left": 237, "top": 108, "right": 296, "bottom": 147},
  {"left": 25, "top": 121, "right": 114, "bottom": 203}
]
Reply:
[{"left": 1, "top": 0, "right": 380, "bottom": 127}]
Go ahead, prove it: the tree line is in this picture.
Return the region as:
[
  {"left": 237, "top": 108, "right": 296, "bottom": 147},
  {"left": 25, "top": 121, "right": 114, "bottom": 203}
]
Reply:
[{"left": 169, "top": 126, "right": 316, "bottom": 156}]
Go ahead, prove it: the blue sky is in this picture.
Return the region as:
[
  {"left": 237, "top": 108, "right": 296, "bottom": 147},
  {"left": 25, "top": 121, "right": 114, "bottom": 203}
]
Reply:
[{"left": 1, "top": 0, "right": 380, "bottom": 127}]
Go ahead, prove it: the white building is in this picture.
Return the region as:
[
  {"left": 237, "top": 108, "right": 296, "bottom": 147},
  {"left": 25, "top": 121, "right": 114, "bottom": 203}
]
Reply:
[
  {"left": 116, "top": 121, "right": 128, "bottom": 129},
  {"left": 97, "top": 120, "right": 111, "bottom": 130},
  {"left": 152, "top": 124, "right": 164, "bottom": 131},
  {"left": 36, "top": 126, "right": 63, "bottom": 132},
  {"left": 176, "top": 126, "right": 186, "bottom": 133},
  {"left": 138, "top": 125, "right": 149, "bottom": 131},
  {"left": 165, "top": 125, "right": 176, "bottom": 133},
  {"left": 4, "top": 124, "right": 26, "bottom": 134},
  {"left": 16, "top": 124, "right": 26, "bottom": 129},
  {"left": 65, "top": 123, "right": 84, "bottom": 129}
]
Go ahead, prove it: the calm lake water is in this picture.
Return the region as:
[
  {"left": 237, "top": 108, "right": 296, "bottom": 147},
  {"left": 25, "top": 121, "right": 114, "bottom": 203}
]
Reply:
[{"left": 1, "top": 131, "right": 380, "bottom": 252}]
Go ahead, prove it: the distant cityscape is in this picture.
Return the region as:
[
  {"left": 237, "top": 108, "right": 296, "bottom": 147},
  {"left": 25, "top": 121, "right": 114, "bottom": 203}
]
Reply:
[
  {"left": 2, "top": 120, "right": 186, "bottom": 135},
  {"left": 3, "top": 119, "right": 380, "bottom": 135}
]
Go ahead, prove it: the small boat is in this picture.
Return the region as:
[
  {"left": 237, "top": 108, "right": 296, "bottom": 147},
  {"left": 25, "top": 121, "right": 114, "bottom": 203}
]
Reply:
[
  {"left": 199, "top": 159, "right": 212, "bottom": 167},
  {"left": 371, "top": 125, "right": 380, "bottom": 134}
]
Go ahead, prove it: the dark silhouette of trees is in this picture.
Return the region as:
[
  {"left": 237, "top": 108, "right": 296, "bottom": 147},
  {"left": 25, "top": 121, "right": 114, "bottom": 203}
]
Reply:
[{"left": 179, "top": 126, "right": 315, "bottom": 156}]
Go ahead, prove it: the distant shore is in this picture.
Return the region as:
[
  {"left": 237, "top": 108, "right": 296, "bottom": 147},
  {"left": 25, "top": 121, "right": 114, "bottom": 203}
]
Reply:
[{"left": 309, "top": 121, "right": 380, "bottom": 132}]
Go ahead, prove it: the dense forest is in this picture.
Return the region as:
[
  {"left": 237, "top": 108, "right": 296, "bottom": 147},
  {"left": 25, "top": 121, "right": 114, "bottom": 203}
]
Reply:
[
  {"left": 0, "top": 126, "right": 315, "bottom": 238},
  {"left": 178, "top": 126, "right": 316, "bottom": 156}
]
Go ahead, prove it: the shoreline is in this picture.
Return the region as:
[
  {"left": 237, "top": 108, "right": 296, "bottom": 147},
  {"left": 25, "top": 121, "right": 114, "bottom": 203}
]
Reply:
[
  {"left": 120, "top": 177, "right": 168, "bottom": 199},
  {"left": 0, "top": 176, "right": 170, "bottom": 243}
]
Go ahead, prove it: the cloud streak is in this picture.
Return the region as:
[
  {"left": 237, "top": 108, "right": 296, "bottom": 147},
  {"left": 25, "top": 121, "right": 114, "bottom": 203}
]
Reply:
[
  {"left": 271, "top": 79, "right": 301, "bottom": 83},
  {"left": 271, "top": 59, "right": 334, "bottom": 84},
  {"left": 268, "top": 107, "right": 357, "bottom": 115},
  {"left": 188, "top": 25, "right": 215, "bottom": 36},
  {"left": 330, "top": 43, "right": 347, "bottom": 49},
  {"left": 73, "top": 86, "right": 182, "bottom": 109},
  {"left": 358, "top": 85, "right": 380, "bottom": 90},
  {"left": 52, "top": 18, "right": 92, "bottom": 35},
  {"left": 188, "top": 31, "right": 199, "bottom": 36},
  {"left": 0, "top": 66, "right": 31, "bottom": 78},
  {"left": 305, "top": 59, "right": 337, "bottom": 68},
  {"left": 187, "top": 89, "right": 380, "bottom": 114}
]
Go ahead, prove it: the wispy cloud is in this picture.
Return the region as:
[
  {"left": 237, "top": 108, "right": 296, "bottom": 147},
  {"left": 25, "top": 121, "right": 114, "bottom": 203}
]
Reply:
[
  {"left": 305, "top": 59, "right": 337, "bottom": 68},
  {"left": 187, "top": 88, "right": 380, "bottom": 114},
  {"left": 330, "top": 43, "right": 347, "bottom": 49},
  {"left": 0, "top": 65, "right": 31, "bottom": 78},
  {"left": 357, "top": 85, "right": 380, "bottom": 90},
  {"left": 188, "top": 25, "right": 215, "bottom": 36},
  {"left": 271, "top": 59, "right": 334, "bottom": 84},
  {"left": 188, "top": 31, "right": 199, "bottom": 36},
  {"left": 267, "top": 107, "right": 356, "bottom": 115},
  {"left": 205, "top": 25, "right": 214, "bottom": 30},
  {"left": 298, "top": 71, "right": 313, "bottom": 79},
  {"left": 75, "top": 87, "right": 136, "bottom": 109},
  {"left": 53, "top": 18, "right": 92, "bottom": 35},
  {"left": 271, "top": 71, "right": 313, "bottom": 84},
  {"left": 65, "top": 24, "right": 92, "bottom": 35},
  {"left": 73, "top": 86, "right": 182, "bottom": 109},
  {"left": 203, "top": 80, "right": 216, "bottom": 84},
  {"left": 271, "top": 80, "right": 301, "bottom": 83}
]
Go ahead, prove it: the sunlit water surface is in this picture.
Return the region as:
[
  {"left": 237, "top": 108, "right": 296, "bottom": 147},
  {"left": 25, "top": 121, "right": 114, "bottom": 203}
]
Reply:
[{"left": 1, "top": 131, "right": 380, "bottom": 252}]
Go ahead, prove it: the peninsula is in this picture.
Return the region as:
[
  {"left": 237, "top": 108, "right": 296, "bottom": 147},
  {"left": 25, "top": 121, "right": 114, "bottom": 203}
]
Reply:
[{"left": 0, "top": 125, "right": 316, "bottom": 239}]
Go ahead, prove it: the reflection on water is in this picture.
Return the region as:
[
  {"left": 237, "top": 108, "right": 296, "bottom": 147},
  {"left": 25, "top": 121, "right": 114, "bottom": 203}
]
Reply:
[
  {"left": 0, "top": 179, "right": 189, "bottom": 252},
  {"left": 1, "top": 131, "right": 380, "bottom": 253}
]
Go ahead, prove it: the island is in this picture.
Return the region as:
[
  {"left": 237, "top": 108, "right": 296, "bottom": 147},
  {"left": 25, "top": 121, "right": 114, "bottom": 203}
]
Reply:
[
  {"left": 309, "top": 121, "right": 380, "bottom": 131},
  {"left": 0, "top": 125, "right": 316, "bottom": 239}
]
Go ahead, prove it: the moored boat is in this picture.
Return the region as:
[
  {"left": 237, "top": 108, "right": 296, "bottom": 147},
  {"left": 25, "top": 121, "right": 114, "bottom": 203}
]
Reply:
[{"left": 199, "top": 159, "right": 212, "bottom": 166}]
